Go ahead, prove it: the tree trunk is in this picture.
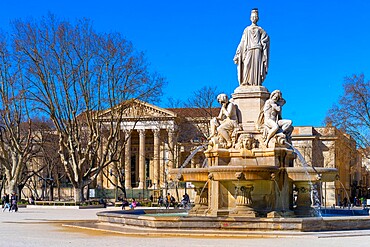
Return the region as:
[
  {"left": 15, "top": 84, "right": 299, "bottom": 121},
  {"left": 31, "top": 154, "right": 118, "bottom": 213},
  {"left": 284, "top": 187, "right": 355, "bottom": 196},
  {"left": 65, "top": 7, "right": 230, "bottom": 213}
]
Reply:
[
  {"left": 7, "top": 180, "right": 18, "bottom": 195},
  {"left": 86, "top": 184, "right": 90, "bottom": 201},
  {"left": 73, "top": 187, "right": 84, "bottom": 203},
  {"left": 17, "top": 184, "right": 24, "bottom": 201},
  {"left": 120, "top": 186, "right": 127, "bottom": 199},
  {"left": 49, "top": 185, "right": 54, "bottom": 201},
  {"left": 56, "top": 179, "right": 61, "bottom": 201},
  {"left": 41, "top": 181, "right": 47, "bottom": 200},
  {"left": 0, "top": 178, "right": 5, "bottom": 197}
]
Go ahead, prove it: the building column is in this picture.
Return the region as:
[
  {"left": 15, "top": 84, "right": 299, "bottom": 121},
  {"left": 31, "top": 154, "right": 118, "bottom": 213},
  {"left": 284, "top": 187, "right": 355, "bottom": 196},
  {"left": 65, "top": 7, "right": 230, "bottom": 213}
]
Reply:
[
  {"left": 168, "top": 129, "right": 175, "bottom": 168},
  {"left": 153, "top": 129, "right": 160, "bottom": 189},
  {"left": 124, "top": 130, "right": 132, "bottom": 189},
  {"left": 138, "top": 129, "right": 146, "bottom": 189},
  {"left": 160, "top": 142, "right": 165, "bottom": 188}
]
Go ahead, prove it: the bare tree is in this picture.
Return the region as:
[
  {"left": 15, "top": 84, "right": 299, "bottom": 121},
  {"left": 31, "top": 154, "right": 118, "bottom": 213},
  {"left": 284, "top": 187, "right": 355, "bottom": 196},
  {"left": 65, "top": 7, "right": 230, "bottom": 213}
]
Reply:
[
  {"left": 185, "top": 86, "right": 219, "bottom": 115},
  {"left": 166, "top": 97, "right": 184, "bottom": 108},
  {"left": 326, "top": 74, "right": 370, "bottom": 157},
  {"left": 184, "top": 85, "right": 219, "bottom": 139},
  {"left": 12, "top": 15, "right": 165, "bottom": 202},
  {"left": 0, "top": 33, "right": 38, "bottom": 195},
  {"left": 28, "top": 118, "right": 63, "bottom": 201}
]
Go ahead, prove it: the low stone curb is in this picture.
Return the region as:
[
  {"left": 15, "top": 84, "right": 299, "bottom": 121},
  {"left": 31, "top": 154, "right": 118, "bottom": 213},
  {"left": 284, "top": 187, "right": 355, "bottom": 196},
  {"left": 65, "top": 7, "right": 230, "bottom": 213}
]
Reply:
[{"left": 27, "top": 205, "right": 106, "bottom": 209}]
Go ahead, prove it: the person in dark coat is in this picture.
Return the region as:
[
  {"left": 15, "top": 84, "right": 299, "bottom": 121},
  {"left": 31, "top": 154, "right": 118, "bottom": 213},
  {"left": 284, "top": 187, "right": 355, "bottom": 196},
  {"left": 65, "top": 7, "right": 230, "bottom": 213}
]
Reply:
[{"left": 10, "top": 192, "right": 18, "bottom": 212}]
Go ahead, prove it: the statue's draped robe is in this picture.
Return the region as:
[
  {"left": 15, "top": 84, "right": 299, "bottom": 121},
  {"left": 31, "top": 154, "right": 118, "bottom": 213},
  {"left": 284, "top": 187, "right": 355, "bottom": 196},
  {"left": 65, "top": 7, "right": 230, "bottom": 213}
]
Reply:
[{"left": 235, "top": 25, "right": 269, "bottom": 86}]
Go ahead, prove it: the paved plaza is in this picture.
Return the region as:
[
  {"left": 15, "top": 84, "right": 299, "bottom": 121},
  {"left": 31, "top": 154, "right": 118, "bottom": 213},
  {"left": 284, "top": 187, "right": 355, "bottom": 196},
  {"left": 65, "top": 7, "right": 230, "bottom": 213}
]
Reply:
[{"left": 2, "top": 206, "right": 370, "bottom": 247}]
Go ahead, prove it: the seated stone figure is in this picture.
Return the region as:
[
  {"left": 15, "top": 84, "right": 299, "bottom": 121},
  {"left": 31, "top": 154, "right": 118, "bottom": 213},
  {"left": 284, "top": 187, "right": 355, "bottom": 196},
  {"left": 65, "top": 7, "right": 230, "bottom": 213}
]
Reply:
[
  {"left": 259, "top": 90, "right": 293, "bottom": 147},
  {"left": 208, "top": 94, "right": 239, "bottom": 148}
]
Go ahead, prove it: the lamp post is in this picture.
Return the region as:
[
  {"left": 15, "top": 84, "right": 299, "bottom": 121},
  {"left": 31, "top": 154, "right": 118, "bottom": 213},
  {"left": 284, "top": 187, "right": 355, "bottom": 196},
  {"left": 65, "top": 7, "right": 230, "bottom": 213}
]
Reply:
[
  {"left": 110, "top": 168, "right": 125, "bottom": 202},
  {"left": 165, "top": 168, "right": 169, "bottom": 196}
]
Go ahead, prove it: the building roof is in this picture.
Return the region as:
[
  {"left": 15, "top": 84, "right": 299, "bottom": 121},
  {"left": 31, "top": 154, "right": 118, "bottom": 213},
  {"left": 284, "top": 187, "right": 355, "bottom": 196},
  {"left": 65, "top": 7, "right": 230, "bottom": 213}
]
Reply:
[{"left": 166, "top": 107, "right": 219, "bottom": 118}]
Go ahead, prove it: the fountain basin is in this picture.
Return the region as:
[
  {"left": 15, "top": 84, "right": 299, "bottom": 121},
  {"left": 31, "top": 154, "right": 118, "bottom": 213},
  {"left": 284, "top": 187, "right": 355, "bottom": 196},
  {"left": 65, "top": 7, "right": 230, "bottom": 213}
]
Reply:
[
  {"left": 172, "top": 166, "right": 279, "bottom": 182},
  {"left": 171, "top": 164, "right": 339, "bottom": 217},
  {"left": 208, "top": 165, "right": 278, "bottom": 180},
  {"left": 286, "top": 167, "right": 338, "bottom": 182},
  {"left": 173, "top": 168, "right": 209, "bottom": 182},
  {"left": 205, "top": 147, "right": 296, "bottom": 167},
  {"left": 96, "top": 209, "right": 370, "bottom": 232}
]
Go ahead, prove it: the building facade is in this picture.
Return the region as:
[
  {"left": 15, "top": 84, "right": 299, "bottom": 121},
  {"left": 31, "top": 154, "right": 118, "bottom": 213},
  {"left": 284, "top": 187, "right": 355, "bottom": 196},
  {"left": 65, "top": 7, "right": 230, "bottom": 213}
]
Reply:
[
  {"left": 9, "top": 101, "right": 369, "bottom": 206},
  {"left": 292, "top": 126, "right": 368, "bottom": 206}
]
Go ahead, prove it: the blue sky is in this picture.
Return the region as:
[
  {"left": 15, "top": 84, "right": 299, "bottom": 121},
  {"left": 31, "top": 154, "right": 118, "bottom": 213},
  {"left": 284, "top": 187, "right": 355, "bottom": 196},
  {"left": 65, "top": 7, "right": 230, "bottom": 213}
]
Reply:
[{"left": 1, "top": 0, "right": 370, "bottom": 127}]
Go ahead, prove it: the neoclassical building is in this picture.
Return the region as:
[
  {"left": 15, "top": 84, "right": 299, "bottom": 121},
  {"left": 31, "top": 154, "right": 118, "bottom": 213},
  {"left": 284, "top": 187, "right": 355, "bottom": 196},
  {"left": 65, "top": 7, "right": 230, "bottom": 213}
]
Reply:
[{"left": 95, "top": 101, "right": 215, "bottom": 199}]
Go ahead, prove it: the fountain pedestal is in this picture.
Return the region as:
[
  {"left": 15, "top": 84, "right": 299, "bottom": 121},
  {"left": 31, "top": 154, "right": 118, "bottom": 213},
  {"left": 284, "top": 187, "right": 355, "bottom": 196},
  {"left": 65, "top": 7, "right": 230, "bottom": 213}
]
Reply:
[
  {"left": 230, "top": 185, "right": 257, "bottom": 216},
  {"left": 232, "top": 85, "right": 269, "bottom": 131},
  {"left": 293, "top": 181, "right": 317, "bottom": 216}
]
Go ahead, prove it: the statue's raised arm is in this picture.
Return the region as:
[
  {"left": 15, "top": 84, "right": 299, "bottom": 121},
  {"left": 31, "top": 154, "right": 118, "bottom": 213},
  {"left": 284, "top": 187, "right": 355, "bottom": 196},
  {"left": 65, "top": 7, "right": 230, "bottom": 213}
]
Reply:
[{"left": 234, "top": 8, "right": 269, "bottom": 86}]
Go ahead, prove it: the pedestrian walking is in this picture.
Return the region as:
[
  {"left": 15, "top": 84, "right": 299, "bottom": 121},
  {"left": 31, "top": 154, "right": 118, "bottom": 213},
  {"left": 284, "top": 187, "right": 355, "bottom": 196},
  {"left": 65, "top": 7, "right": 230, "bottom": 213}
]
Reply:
[
  {"left": 157, "top": 195, "right": 164, "bottom": 207},
  {"left": 2, "top": 193, "right": 10, "bottom": 212},
  {"left": 10, "top": 192, "right": 18, "bottom": 212}
]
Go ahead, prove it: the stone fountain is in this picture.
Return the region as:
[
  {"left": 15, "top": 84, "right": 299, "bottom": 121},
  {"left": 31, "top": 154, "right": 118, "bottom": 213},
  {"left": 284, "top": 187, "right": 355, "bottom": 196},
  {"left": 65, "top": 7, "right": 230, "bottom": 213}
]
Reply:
[
  {"left": 170, "top": 8, "right": 337, "bottom": 218},
  {"left": 93, "top": 9, "right": 370, "bottom": 234}
]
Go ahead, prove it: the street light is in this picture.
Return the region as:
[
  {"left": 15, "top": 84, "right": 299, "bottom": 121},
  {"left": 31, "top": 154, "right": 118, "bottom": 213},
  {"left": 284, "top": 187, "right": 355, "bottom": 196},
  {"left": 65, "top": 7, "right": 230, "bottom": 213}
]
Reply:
[
  {"left": 165, "top": 168, "right": 169, "bottom": 196},
  {"left": 109, "top": 168, "right": 125, "bottom": 202}
]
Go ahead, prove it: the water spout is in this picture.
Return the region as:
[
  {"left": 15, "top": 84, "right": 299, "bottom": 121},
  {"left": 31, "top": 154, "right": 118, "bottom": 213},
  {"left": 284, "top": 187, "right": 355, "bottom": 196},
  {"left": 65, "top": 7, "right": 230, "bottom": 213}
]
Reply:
[
  {"left": 286, "top": 143, "right": 321, "bottom": 177},
  {"left": 175, "top": 144, "right": 207, "bottom": 182},
  {"left": 201, "top": 158, "right": 208, "bottom": 168},
  {"left": 179, "top": 144, "right": 207, "bottom": 169},
  {"left": 287, "top": 142, "right": 323, "bottom": 212},
  {"left": 336, "top": 176, "right": 352, "bottom": 211},
  {"left": 193, "top": 179, "right": 210, "bottom": 215},
  {"left": 272, "top": 178, "right": 285, "bottom": 212}
]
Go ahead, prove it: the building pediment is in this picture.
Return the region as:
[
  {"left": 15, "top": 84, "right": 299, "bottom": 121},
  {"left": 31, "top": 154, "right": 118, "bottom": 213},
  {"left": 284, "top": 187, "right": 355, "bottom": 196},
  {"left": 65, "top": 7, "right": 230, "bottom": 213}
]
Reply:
[{"left": 98, "top": 99, "right": 177, "bottom": 121}]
